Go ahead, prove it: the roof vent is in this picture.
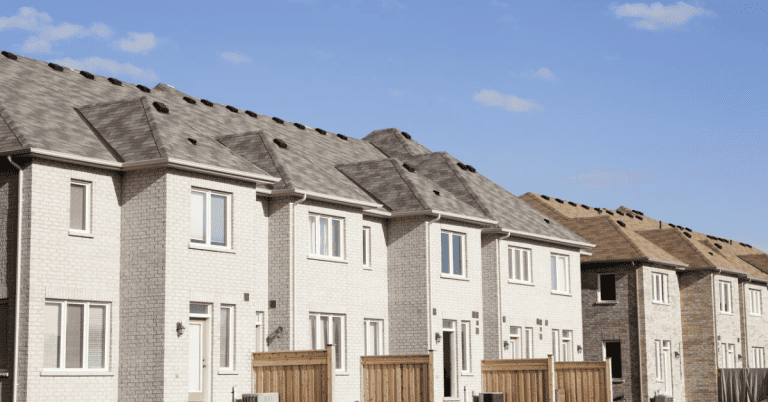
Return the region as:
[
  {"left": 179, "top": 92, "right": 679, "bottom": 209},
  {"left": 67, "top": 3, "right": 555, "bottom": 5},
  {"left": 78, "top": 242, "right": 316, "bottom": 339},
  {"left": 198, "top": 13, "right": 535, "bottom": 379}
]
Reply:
[
  {"left": 616, "top": 211, "right": 625, "bottom": 216},
  {"left": 684, "top": 227, "right": 692, "bottom": 232},
  {"left": 605, "top": 210, "right": 614, "bottom": 215},
  {"left": 632, "top": 209, "right": 644, "bottom": 216},
  {"left": 457, "top": 162, "right": 467, "bottom": 170},
  {"left": 543, "top": 218, "right": 550, "bottom": 224},
  {"left": 746, "top": 244, "right": 753, "bottom": 248},
  {"left": 152, "top": 101, "right": 169, "bottom": 114},
  {"left": 245, "top": 110, "right": 257, "bottom": 118},
  {"left": 466, "top": 165, "right": 476, "bottom": 173},
  {"left": 627, "top": 213, "right": 634, "bottom": 218},
  {"left": 555, "top": 198, "right": 564, "bottom": 204},
  {"left": 714, "top": 243, "right": 723, "bottom": 249},
  {"left": 684, "top": 232, "right": 692, "bottom": 238},
  {"left": 617, "top": 220, "right": 626, "bottom": 227},
  {"left": 676, "top": 225, "right": 684, "bottom": 230},
  {"left": 668, "top": 223, "right": 675, "bottom": 228},
  {"left": 402, "top": 163, "right": 416, "bottom": 173},
  {"left": 48, "top": 62, "right": 64, "bottom": 72},
  {"left": 183, "top": 96, "right": 197, "bottom": 105},
  {"left": 636, "top": 215, "right": 643, "bottom": 220},
  {"left": 595, "top": 208, "right": 602, "bottom": 213},
  {"left": 1, "top": 51, "right": 18, "bottom": 60},
  {"left": 433, "top": 190, "right": 440, "bottom": 196},
  {"left": 108, "top": 77, "right": 122, "bottom": 86},
  {"left": 402, "top": 131, "right": 412, "bottom": 139},
  {"left": 740, "top": 242, "right": 748, "bottom": 247},
  {"left": 273, "top": 138, "right": 288, "bottom": 149},
  {"left": 80, "top": 71, "right": 95, "bottom": 80},
  {"left": 581, "top": 205, "right": 590, "bottom": 210},
  {"left": 337, "top": 134, "right": 348, "bottom": 140},
  {"left": 709, "top": 251, "right": 714, "bottom": 256},
  {"left": 187, "top": 138, "right": 197, "bottom": 145},
  {"left": 315, "top": 128, "right": 326, "bottom": 135},
  {"left": 294, "top": 123, "right": 305, "bottom": 130},
  {"left": 226, "top": 105, "right": 238, "bottom": 113},
  {"left": 568, "top": 201, "right": 577, "bottom": 207},
  {"left": 272, "top": 117, "right": 284, "bottom": 124},
  {"left": 201, "top": 99, "right": 214, "bottom": 107},
  {"left": 136, "top": 84, "right": 150, "bottom": 93},
  {"left": 541, "top": 195, "right": 550, "bottom": 200}
]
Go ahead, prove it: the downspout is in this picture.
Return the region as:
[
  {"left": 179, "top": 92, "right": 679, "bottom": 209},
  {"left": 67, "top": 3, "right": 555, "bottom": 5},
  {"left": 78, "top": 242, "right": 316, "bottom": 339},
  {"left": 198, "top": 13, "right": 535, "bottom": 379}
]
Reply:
[
  {"left": 498, "top": 231, "right": 511, "bottom": 358},
  {"left": 741, "top": 281, "right": 748, "bottom": 367},
  {"left": 427, "top": 214, "right": 441, "bottom": 351},
  {"left": 8, "top": 156, "right": 22, "bottom": 402},
  {"left": 292, "top": 193, "right": 307, "bottom": 350}
]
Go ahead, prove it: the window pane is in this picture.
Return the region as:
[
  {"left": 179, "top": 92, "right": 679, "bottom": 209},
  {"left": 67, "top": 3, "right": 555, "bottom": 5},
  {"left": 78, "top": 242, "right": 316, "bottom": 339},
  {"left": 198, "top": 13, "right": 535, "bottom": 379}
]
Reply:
[
  {"left": 320, "top": 218, "right": 329, "bottom": 255},
  {"left": 558, "top": 257, "right": 567, "bottom": 291},
  {"left": 522, "top": 251, "right": 529, "bottom": 281},
  {"left": 452, "top": 235, "right": 462, "bottom": 276},
  {"left": 372, "top": 322, "right": 380, "bottom": 356},
  {"left": 191, "top": 192, "right": 206, "bottom": 242},
  {"left": 321, "top": 316, "right": 329, "bottom": 348},
  {"left": 362, "top": 229, "right": 367, "bottom": 265},
  {"left": 332, "top": 220, "right": 341, "bottom": 257},
  {"left": 461, "top": 324, "right": 468, "bottom": 371},
  {"left": 309, "top": 216, "right": 316, "bottom": 253},
  {"left": 600, "top": 275, "right": 616, "bottom": 301},
  {"left": 333, "top": 317, "right": 342, "bottom": 369},
  {"left": 70, "top": 184, "right": 86, "bottom": 230},
  {"left": 508, "top": 249, "right": 513, "bottom": 278},
  {"left": 220, "top": 308, "right": 230, "bottom": 367},
  {"left": 88, "top": 305, "right": 105, "bottom": 369},
  {"left": 310, "top": 316, "right": 317, "bottom": 349},
  {"left": 551, "top": 257, "right": 557, "bottom": 290},
  {"left": 44, "top": 303, "right": 61, "bottom": 368},
  {"left": 65, "top": 304, "right": 84, "bottom": 368},
  {"left": 605, "top": 342, "right": 622, "bottom": 378},
  {"left": 514, "top": 249, "right": 521, "bottom": 280},
  {"left": 210, "top": 194, "right": 227, "bottom": 246},
  {"left": 364, "top": 322, "right": 368, "bottom": 355},
  {"left": 441, "top": 233, "right": 450, "bottom": 274}
]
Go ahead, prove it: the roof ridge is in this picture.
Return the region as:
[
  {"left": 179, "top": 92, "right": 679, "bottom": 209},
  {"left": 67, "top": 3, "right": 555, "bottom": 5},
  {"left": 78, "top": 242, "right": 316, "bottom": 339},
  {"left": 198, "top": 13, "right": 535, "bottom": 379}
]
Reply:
[
  {"left": 256, "top": 132, "right": 291, "bottom": 187},
  {"left": 522, "top": 193, "right": 570, "bottom": 222},
  {"left": 0, "top": 104, "right": 24, "bottom": 150},
  {"left": 605, "top": 216, "right": 646, "bottom": 259},
  {"left": 437, "top": 152, "right": 492, "bottom": 219},
  {"left": 390, "top": 158, "right": 429, "bottom": 210},
  {"left": 139, "top": 97, "right": 166, "bottom": 158}
]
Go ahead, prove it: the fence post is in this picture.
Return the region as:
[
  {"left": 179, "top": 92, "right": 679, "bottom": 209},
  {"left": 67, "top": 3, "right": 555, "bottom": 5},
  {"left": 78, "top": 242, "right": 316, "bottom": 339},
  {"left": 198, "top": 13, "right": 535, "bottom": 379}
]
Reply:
[
  {"left": 328, "top": 344, "right": 335, "bottom": 402},
  {"left": 548, "top": 355, "right": 556, "bottom": 402},
  {"left": 428, "top": 350, "right": 435, "bottom": 402},
  {"left": 605, "top": 357, "right": 613, "bottom": 402}
]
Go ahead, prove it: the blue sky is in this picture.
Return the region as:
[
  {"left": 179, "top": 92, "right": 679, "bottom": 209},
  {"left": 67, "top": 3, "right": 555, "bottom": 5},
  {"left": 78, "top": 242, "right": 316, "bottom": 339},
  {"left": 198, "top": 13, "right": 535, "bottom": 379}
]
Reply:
[{"left": 1, "top": 0, "right": 766, "bottom": 252}]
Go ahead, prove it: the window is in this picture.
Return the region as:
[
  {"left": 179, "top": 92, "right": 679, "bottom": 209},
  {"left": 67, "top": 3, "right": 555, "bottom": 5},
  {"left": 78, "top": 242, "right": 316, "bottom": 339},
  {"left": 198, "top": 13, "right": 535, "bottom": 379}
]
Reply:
[
  {"left": 652, "top": 273, "right": 669, "bottom": 304},
  {"left": 720, "top": 343, "right": 727, "bottom": 368},
  {"left": 363, "top": 319, "right": 383, "bottom": 356},
  {"left": 441, "top": 231, "right": 465, "bottom": 277},
  {"left": 753, "top": 347, "right": 765, "bottom": 368},
  {"left": 561, "top": 330, "right": 572, "bottom": 362},
  {"left": 191, "top": 189, "right": 231, "bottom": 247},
  {"left": 551, "top": 255, "right": 569, "bottom": 293},
  {"left": 461, "top": 321, "right": 470, "bottom": 373},
  {"left": 750, "top": 289, "right": 762, "bottom": 316},
  {"left": 604, "top": 341, "right": 622, "bottom": 379},
  {"left": 254, "top": 312, "right": 263, "bottom": 353},
  {"left": 44, "top": 300, "right": 109, "bottom": 370},
  {"left": 509, "top": 247, "right": 532, "bottom": 283},
  {"left": 654, "top": 340, "right": 662, "bottom": 380},
  {"left": 310, "top": 313, "right": 345, "bottom": 371},
  {"left": 552, "top": 330, "right": 560, "bottom": 361},
  {"left": 220, "top": 306, "right": 234, "bottom": 369},
  {"left": 524, "top": 328, "right": 534, "bottom": 358},
  {"left": 362, "top": 227, "right": 371, "bottom": 267},
  {"left": 309, "top": 214, "right": 344, "bottom": 258},
  {"left": 70, "top": 181, "right": 91, "bottom": 232},
  {"left": 728, "top": 344, "right": 736, "bottom": 368},
  {"left": 598, "top": 274, "right": 616, "bottom": 302},
  {"left": 509, "top": 327, "right": 520, "bottom": 359},
  {"left": 719, "top": 281, "right": 732, "bottom": 313}
]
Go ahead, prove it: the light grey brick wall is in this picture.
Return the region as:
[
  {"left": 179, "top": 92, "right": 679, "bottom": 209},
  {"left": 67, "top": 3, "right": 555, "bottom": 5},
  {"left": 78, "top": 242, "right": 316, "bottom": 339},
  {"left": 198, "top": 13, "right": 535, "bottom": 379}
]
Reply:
[
  {"left": 742, "top": 283, "right": 768, "bottom": 368},
  {"left": 267, "top": 196, "right": 292, "bottom": 353},
  {"left": 714, "top": 274, "right": 742, "bottom": 368},
  {"left": 481, "top": 234, "right": 500, "bottom": 360}
]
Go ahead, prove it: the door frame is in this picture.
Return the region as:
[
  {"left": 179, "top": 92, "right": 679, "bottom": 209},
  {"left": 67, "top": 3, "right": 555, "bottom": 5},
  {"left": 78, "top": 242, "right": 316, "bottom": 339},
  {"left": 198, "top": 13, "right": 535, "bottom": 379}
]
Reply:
[
  {"left": 662, "top": 341, "right": 672, "bottom": 395},
  {"left": 189, "top": 304, "right": 211, "bottom": 402},
  {"left": 442, "top": 320, "right": 456, "bottom": 398}
]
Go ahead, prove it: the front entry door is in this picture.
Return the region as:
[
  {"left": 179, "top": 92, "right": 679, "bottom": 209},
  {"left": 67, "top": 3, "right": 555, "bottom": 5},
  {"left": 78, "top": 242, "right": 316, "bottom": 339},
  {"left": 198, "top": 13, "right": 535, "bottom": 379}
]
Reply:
[
  {"left": 189, "top": 319, "right": 209, "bottom": 401},
  {"left": 662, "top": 341, "right": 672, "bottom": 396}
]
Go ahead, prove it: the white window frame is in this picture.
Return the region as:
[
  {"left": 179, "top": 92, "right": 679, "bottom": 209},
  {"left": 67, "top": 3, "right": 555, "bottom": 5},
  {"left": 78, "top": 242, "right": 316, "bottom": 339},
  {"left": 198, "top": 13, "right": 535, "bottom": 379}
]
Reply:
[
  {"left": 43, "top": 300, "right": 110, "bottom": 371},
  {"left": 552, "top": 329, "right": 560, "bottom": 362},
  {"left": 310, "top": 313, "right": 345, "bottom": 372},
  {"left": 220, "top": 305, "right": 234, "bottom": 370},
  {"left": 655, "top": 340, "right": 662, "bottom": 380},
  {"left": 363, "top": 319, "right": 383, "bottom": 356},
  {"left": 652, "top": 272, "right": 669, "bottom": 304},
  {"left": 551, "top": 254, "right": 570, "bottom": 294},
  {"left": 441, "top": 231, "right": 467, "bottom": 279},
  {"left": 524, "top": 327, "right": 534, "bottom": 359},
  {"left": 727, "top": 344, "right": 736, "bottom": 368},
  {"left": 750, "top": 288, "right": 762, "bottom": 316},
  {"left": 719, "top": 281, "right": 733, "bottom": 314},
  {"left": 69, "top": 180, "right": 91, "bottom": 234},
  {"left": 309, "top": 214, "right": 345, "bottom": 259},
  {"left": 561, "top": 330, "right": 572, "bottom": 362},
  {"left": 362, "top": 226, "right": 371, "bottom": 268},
  {"left": 598, "top": 273, "right": 617, "bottom": 302},
  {"left": 460, "top": 321, "right": 471, "bottom": 373},
  {"left": 753, "top": 347, "right": 765, "bottom": 368},
  {"left": 509, "top": 326, "right": 520, "bottom": 359},
  {"left": 508, "top": 247, "right": 532, "bottom": 284},
  {"left": 190, "top": 188, "right": 232, "bottom": 249}
]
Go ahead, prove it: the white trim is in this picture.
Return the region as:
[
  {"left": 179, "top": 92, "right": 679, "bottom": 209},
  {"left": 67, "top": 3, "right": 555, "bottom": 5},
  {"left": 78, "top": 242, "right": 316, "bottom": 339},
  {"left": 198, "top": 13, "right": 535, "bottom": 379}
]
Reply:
[
  {"left": 219, "top": 305, "right": 235, "bottom": 370},
  {"left": 43, "top": 300, "right": 110, "bottom": 371},
  {"left": 651, "top": 272, "right": 669, "bottom": 304},
  {"left": 551, "top": 254, "right": 570, "bottom": 294},
  {"left": 523, "top": 327, "right": 534, "bottom": 359},
  {"left": 460, "top": 321, "right": 471, "bottom": 373},
  {"left": 309, "top": 214, "right": 345, "bottom": 260},
  {"left": 598, "top": 273, "right": 616, "bottom": 302},
  {"left": 552, "top": 329, "right": 560, "bottom": 362},
  {"left": 310, "top": 313, "right": 346, "bottom": 372},
  {"left": 484, "top": 227, "right": 596, "bottom": 249},
  {"left": 561, "top": 330, "right": 572, "bottom": 362},
  {"left": 69, "top": 180, "right": 91, "bottom": 234},
  {"left": 190, "top": 188, "right": 232, "bottom": 250},
  {"left": 508, "top": 247, "right": 532, "bottom": 284},
  {"left": 363, "top": 319, "right": 384, "bottom": 356},
  {"left": 749, "top": 288, "right": 762, "bottom": 316},
  {"left": 362, "top": 226, "right": 371, "bottom": 268},
  {"left": 719, "top": 280, "right": 733, "bottom": 314},
  {"left": 440, "top": 230, "right": 467, "bottom": 279},
  {"left": 509, "top": 326, "right": 520, "bottom": 359}
]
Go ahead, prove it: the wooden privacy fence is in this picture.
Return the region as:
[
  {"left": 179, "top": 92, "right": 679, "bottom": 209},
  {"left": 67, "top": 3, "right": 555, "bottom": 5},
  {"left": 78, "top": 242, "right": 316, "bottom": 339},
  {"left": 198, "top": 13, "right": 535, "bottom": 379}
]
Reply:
[
  {"left": 361, "top": 351, "right": 434, "bottom": 402},
  {"left": 482, "top": 356, "right": 613, "bottom": 402},
  {"left": 252, "top": 344, "right": 335, "bottom": 402}
]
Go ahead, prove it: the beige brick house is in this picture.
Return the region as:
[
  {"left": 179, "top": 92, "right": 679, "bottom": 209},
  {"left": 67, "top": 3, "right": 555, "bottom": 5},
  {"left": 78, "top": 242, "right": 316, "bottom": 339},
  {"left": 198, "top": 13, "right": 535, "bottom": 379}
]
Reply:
[{"left": 0, "top": 51, "right": 593, "bottom": 402}]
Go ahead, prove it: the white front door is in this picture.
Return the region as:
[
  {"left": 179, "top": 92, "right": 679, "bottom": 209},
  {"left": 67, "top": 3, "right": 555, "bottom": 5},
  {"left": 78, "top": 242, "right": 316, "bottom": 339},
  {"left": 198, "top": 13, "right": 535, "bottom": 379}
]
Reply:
[
  {"left": 662, "top": 341, "right": 672, "bottom": 395},
  {"left": 189, "top": 319, "right": 209, "bottom": 401}
]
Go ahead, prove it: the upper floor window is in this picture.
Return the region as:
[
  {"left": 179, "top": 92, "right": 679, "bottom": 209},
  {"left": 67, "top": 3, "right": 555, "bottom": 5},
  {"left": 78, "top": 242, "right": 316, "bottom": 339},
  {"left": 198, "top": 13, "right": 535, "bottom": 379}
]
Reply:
[
  {"left": 441, "top": 231, "right": 465, "bottom": 277},
  {"left": 750, "top": 289, "right": 762, "bottom": 316},
  {"left": 362, "top": 226, "right": 371, "bottom": 267},
  {"left": 44, "top": 300, "right": 109, "bottom": 370},
  {"left": 598, "top": 274, "right": 616, "bottom": 302},
  {"left": 651, "top": 273, "right": 669, "bottom": 304},
  {"left": 310, "top": 313, "right": 345, "bottom": 371},
  {"left": 551, "top": 255, "right": 569, "bottom": 293},
  {"left": 191, "top": 189, "right": 231, "bottom": 247},
  {"left": 509, "top": 247, "right": 532, "bottom": 283},
  {"left": 309, "top": 214, "right": 344, "bottom": 258},
  {"left": 719, "top": 281, "right": 732, "bottom": 313},
  {"left": 70, "top": 181, "right": 91, "bottom": 233}
]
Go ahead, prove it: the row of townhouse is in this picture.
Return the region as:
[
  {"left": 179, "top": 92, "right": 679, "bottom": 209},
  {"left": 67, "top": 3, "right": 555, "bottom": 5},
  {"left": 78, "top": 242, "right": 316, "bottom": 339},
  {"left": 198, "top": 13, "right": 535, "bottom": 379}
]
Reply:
[
  {"left": 0, "top": 52, "right": 595, "bottom": 402},
  {"left": 520, "top": 193, "right": 768, "bottom": 402}
]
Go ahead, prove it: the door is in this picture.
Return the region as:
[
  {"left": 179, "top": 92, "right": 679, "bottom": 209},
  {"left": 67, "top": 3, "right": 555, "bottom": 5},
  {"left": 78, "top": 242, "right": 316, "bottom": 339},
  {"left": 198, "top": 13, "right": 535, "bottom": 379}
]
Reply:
[
  {"left": 189, "top": 319, "right": 209, "bottom": 402},
  {"left": 442, "top": 320, "right": 456, "bottom": 398},
  {"left": 662, "top": 341, "right": 672, "bottom": 395}
]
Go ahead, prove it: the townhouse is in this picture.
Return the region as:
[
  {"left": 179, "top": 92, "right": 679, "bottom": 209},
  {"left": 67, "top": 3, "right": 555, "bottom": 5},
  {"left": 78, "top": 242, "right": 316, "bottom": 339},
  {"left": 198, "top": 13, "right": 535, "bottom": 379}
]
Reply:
[
  {"left": 0, "top": 51, "right": 593, "bottom": 402},
  {"left": 521, "top": 193, "right": 768, "bottom": 402}
]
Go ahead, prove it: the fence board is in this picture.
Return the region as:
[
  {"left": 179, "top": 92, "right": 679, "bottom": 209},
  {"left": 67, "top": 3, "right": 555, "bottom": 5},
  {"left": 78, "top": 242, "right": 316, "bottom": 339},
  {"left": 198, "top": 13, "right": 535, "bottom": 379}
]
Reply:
[
  {"left": 361, "top": 354, "right": 432, "bottom": 402},
  {"left": 251, "top": 345, "right": 334, "bottom": 402}
]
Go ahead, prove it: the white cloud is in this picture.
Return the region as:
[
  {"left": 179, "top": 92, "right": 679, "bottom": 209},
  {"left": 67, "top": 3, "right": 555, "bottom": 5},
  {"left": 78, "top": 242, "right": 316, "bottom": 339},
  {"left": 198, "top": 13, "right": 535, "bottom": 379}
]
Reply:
[
  {"left": 382, "top": 0, "right": 406, "bottom": 9},
  {"left": 613, "top": 2, "right": 712, "bottom": 30},
  {"left": 561, "top": 169, "right": 656, "bottom": 189},
  {"left": 0, "top": 7, "right": 111, "bottom": 53},
  {"left": 534, "top": 67, "right": 554, "bottom": 80},
  {"left": 473, "top": 89, "right": 545, "bottom": 113},
  {"left": 51, "top": 57, "right": 158, "bottom": 83},
  {"left": 116, "top": 32, "right": 157, "bottom": 53},
  {"left": 221, "top": 52, "right": 251, "bottom": 64}
]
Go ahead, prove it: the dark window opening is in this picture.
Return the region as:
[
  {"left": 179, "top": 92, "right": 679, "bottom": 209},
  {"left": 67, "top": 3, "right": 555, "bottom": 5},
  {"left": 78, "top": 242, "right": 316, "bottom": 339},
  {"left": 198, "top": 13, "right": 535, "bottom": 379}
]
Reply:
[
  {"left": 599, "top": 274, "right": 616, "bottom": 302},
  {"left": 605, "top": 341, "right": 622, "bottom": 378}
]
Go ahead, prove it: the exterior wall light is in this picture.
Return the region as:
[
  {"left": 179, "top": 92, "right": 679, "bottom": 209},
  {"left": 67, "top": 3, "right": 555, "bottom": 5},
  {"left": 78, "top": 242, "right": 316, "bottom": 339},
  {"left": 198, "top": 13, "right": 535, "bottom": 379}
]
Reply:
[
  {"left": 177, "top": 322, "right": 185, "bottom": 336},
  {"left": 577, "top": 345, "right": 583, "bottom": 354},
  {"left": 674, "top": 351, "right": 680, "bottom": 359},
  {"left": 503, "top": 341, "right": 509, "bottom": 350},
  {"left": 435, "top": 333, "right": 442, "bottom": 343}
]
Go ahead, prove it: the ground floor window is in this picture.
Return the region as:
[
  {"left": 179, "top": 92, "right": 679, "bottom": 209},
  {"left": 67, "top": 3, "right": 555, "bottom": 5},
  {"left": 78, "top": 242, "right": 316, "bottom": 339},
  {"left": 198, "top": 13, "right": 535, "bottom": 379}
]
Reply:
[
  {"left": 561, "top": 330, "right": 572, "bottom": 361},
  {"left": 364, "top": 319, "right": 383, "bottom": 356},
  {"left": 461, "top": 321, "right": 471, "bottom": 373},
  {"left": 603, "top": 341, "right": 622, "bottom": 379},
  {"left": 524, "top": 327, "right": 534, "bottom": 358},
  {"left": 310, "top": 313, "right": 345, "bottom": 371},
  {"left": 509, "top": 326, "right": 520, "bottom": 358},
  {"left": 721, "top": 343, "right": 736, "bottom": 368},
  {"left": 753, "top": 347, "right": 765, "bottom": 368},
  {"left": 44, "top": 300, "right": 109, "bottom": 370},
  {"left": 220, "top": 305, "right": 234, "bottom": 369}
]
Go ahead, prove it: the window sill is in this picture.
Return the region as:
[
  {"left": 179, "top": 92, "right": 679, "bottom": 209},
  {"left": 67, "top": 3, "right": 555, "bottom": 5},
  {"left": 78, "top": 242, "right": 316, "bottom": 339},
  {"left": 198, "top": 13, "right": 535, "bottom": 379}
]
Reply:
[
  {"left": 307, "top": 254, "right": 347, "bottom": 264},
  {"left": 334, "top": 371, "right": 350, "bottom": 376},
  {"left": 749, "top": 313, "right": 762, "bottom": 317},
  {"left": 612, "top": 378, "right": 625, "bottom": 384},
  {"left": 440, "top": 274, "right": 469, "bottom": 281},
  {"left": 363, "top": 266, "right": 373, "bottom": 271},
  {"left": 41, "top": 370, "right": 114, "bottom": 377},
  {"left": 68, "top": 230, "right": 93, "bottom": 238},
  {"left": 189, "top": 243, "right": 235, "bottom": 254},
  {"left": 460, "top": 373, "right": 474, "bottom": 377},
  {"left": 551, "top": 291, "right": 572, "bottom": 297},
  {"left": 651, "top": 301, "right": 671, "bottom": 306},
  {"left": 595, "top": 301, "right": 617, "bottom": 305},
  {"left": 720, "top": 311, "right": 734, "bottom": 315},
  {"left": 508, "top": 280, "right": 534, "bottom": 286},
  {"left": 218, "top": 370, "right": 238, "bottom": 375}
]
